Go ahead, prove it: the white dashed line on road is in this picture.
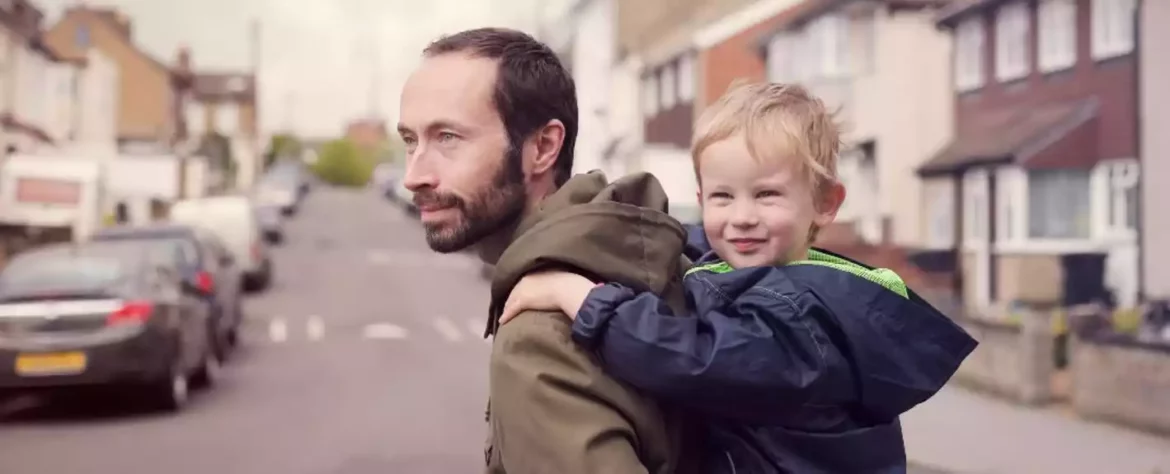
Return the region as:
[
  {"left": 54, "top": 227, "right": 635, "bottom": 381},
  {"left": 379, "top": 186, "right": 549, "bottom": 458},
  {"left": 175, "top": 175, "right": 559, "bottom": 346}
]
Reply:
[
  {"left": 269, "top": 318, "right": 288, "bottom": 343},
  {"left": 434, "top": 317, "right": 464, "bottom": 342},
  {"left": 362, "top": 323, "right": 408, "bottom": 340},
  {"left": 306, "top": 315, "right": 325, "bottom": 341}
]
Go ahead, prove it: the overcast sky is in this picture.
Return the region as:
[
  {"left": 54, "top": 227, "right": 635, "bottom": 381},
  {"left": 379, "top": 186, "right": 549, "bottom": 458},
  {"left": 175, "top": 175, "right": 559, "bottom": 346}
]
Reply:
[{"left": 39, "top": 0, "right": 570, "bottom": 139}]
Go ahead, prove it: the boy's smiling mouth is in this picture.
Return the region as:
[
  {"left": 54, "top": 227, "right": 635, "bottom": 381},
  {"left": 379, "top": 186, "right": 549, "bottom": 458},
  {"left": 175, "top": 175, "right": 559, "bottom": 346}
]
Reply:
[{"left": 727, "top": 238, "right": 766, "bottom": 253}]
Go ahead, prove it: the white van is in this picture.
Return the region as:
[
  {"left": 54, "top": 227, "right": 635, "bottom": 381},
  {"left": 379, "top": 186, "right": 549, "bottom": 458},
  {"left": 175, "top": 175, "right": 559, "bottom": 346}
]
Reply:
[{"left": 170, "top": 195, "right": 272, "bottom": 292}]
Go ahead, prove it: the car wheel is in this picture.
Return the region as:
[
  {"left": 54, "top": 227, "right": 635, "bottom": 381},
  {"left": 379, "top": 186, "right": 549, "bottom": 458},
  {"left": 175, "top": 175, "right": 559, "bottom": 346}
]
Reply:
[
  {"left": 190, "top": 348, "right": 220, "bottom": 390},
  {"left": 149, "top": 365, "right": 189, "bottom": 412}
]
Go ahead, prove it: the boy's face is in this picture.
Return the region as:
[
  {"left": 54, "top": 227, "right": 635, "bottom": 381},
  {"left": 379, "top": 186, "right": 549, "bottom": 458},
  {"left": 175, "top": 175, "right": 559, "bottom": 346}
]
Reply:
[{"left": 697, "top": 134, "right": 844, "bottom": 268}]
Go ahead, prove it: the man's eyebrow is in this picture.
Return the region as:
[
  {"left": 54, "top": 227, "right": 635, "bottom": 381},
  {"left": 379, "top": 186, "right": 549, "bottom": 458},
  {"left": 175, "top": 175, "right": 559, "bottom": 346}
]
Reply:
[{"left": 396, "top": 123, "right": 412, "bottom": 136}]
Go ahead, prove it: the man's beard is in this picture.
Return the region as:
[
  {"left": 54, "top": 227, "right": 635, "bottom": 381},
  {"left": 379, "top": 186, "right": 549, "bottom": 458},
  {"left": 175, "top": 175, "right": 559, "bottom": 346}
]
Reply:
[{"left": 413, "top": 147, "right": 527, "bottom": 253}]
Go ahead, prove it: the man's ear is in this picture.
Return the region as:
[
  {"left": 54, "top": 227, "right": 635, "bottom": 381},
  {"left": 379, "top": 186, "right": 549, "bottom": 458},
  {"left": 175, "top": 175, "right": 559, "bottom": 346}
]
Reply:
[
  {"left": 814, "top": 180, "right": 846, "bottom": 228},
  {"left": 526, "top": 119, "right": 566, "bottom": 178}
]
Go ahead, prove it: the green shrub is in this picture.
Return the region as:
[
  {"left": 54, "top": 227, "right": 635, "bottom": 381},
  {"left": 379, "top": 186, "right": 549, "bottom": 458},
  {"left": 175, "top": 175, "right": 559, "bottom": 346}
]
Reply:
[{"left": 311, "top": 139, "right": 374, "bottom": 187}]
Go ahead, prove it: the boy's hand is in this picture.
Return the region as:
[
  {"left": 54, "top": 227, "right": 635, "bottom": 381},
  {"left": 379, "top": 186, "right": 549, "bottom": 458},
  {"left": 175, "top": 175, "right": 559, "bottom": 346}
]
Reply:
[{"left": 500, "top": 271, "right": 596, "bottom": 325}]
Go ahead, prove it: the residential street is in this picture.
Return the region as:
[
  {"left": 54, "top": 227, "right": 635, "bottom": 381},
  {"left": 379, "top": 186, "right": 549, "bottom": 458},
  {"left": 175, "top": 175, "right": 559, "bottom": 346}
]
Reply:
[{"left": 0, "top": 187, "right": 492, "bottom": 474}]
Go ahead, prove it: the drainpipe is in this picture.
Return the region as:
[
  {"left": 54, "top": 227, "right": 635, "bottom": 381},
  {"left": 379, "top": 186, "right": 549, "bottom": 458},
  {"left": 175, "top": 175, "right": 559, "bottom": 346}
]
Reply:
[{"left": 1134, "top": 0, "right": 1145, "bottom": 302}]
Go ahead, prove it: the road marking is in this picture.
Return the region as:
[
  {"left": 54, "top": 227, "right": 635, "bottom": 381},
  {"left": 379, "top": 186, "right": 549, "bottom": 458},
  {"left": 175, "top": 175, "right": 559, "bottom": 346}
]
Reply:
[
  {"left": 306, "top": 315, "right": 325, "bottom": 341},
  {"left": 466, "top": 318, "right": 489, "bottom": 342},
  {"left": 362, "top": 323, "right": 408, "bottom": 340},
  {"left": 366, "top": 250, "right": 392, "bottom": 265},
  {"left": 269, "top": 317, "right": 288, "bottom": 343},
  {"left": 434, "top": 317, "right": 464, "bottom": 342}
]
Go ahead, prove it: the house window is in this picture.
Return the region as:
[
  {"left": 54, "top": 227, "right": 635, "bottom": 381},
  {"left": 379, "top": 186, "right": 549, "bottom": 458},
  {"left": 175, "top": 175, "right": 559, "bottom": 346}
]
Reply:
[
  {"left": 807, "top": 14, "right": 849, "bottom": 78},
  {"left": 75, "top": 24, "right": 90, "bottom": 49},
  {"left": 1104, "top": 160, "right": 1139, "bottom": 232},
  {"left": 660, "top": 64, "right": 676, "bottom": 110},
  {"left": 1027, "top": 169, "right": 1091, "bottom": 239},
  {"left": 677, "top": 55, "right": 694, "bottom": 103},
  {"left": 994, "top": 2, "right": 1030, "bottom": 82},
  {"left": 1038, "top": 0, "right": 1076, "bottom": 72},
  {"left": 963, "top": 170, "right": 989, "bottom": 243},
  {"left": 925, "top": 180, "right": 955, "bottom": 247},
  {"left": 641, "top": 74, "right": 658, "bottom": 117},
  {"left": 215, "top": 102, "right": 239, "bottom": 135},
  {"left": 1091, "top": 0, "right": 1136, "bottom": 59},
  {"left": 955, "top": 18, "right": 985, "bottom": 91},
  {"left": 766, "top": 34, "right": 793, "bottom": 82},
  {"left": 186, "top": 102, "right": 205, "bottom": 136}
]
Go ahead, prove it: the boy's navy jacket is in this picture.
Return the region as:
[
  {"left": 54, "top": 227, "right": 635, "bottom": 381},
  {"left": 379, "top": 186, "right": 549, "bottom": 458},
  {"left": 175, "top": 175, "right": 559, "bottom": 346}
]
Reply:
[{"left": 569, "top": 225, "right": 978, "bottom": 473}]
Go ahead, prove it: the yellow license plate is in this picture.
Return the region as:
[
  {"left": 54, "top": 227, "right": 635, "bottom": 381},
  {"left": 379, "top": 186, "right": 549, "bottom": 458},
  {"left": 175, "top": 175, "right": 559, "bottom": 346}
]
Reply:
[{"left": 15, "top": 352, "right": 87, "bottom": 376}]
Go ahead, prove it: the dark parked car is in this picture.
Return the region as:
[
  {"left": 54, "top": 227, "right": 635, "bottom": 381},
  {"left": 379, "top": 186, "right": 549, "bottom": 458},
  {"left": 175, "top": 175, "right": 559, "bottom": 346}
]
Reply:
[
  {"left": 91, "top": 224, "right": 245, "bottom": 360},
  {"left": 0, "top": 241, "right": 219, "bottom": 411}
]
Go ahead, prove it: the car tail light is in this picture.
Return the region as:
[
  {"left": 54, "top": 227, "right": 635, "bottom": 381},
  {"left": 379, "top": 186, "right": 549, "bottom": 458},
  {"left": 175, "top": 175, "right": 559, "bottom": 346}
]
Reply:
[
  {"left": 195, "top": 271, "right": 215, "bottom": 293},
  {"left": 106, "top": 300, "right": 154, "bottom": 326}
]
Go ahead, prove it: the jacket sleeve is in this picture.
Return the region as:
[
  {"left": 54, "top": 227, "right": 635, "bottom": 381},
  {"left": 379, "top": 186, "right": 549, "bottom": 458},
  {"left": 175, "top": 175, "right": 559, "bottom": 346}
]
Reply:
[
  {"left": 487, "top": 309, "right": 681, "bottom": 474},
  {"left": 572, "top": 282, "right": 852, "bottom": 423}
]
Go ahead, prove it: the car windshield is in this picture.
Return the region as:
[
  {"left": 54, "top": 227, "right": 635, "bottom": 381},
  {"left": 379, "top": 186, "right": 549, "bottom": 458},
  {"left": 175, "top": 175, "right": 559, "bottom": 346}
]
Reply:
[
  {"left": 96, "top": 235, "right": 199, "bottom": 270},
  {"left": 0, "top": 245, "right": 139, "bottom": 296}
]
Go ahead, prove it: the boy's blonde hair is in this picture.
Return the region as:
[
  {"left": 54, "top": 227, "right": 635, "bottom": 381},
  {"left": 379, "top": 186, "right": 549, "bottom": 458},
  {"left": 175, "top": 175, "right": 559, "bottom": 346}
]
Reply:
[{"left": 692, "top": 81, "right": 842, "bottom": 199}]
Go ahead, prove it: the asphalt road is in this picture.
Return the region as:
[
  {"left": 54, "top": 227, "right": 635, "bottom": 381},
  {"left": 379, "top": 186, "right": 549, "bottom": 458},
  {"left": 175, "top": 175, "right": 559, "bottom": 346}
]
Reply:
[
  {"left": 0, "top": 187, "right": 493, "bottom": 474},
  {"left": 0, "top": 185, "right": 952, "bottom": 474}
]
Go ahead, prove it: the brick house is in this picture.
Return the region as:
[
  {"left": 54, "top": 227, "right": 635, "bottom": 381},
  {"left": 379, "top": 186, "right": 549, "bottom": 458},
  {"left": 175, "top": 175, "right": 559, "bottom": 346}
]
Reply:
[
  {"left": 0, "top": 0, "right": 61, "bottom": 152},
  {"left": 174, "top": 47, "right": 261, "bottom": 187},
  {"left": 44, "top": 6, "right": 188, "bottom": 149},
  {"left": 919, "top": 0, "right": 1140, "bottom": 313},
  {"left": 1139, "top": 0, "right": 1167, "bottom": 301}
]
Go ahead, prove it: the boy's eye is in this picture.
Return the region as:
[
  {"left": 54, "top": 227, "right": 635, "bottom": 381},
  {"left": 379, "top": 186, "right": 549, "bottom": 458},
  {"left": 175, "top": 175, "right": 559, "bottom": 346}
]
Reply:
[
  {"left": 707, "top": 192, "right": 733, "bottom": 200},
  {"left": 755, "top": 190, "right": 782, "bottom": 199}
]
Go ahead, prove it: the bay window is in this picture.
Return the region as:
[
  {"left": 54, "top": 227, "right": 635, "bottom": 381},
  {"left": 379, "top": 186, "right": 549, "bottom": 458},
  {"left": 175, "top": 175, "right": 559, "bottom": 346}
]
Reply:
[{"left": 1027, "top": 169, "right": 1091, "bottom": 239}]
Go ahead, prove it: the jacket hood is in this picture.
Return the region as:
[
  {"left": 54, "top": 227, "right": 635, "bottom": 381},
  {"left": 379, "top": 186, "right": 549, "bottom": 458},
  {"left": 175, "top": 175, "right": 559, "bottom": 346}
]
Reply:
[
  {"left": 785, "top": 249, "right": 977, "bottom": 420},
  {"left": 486, "top": 171, "right": 688, "bottom": 336}
]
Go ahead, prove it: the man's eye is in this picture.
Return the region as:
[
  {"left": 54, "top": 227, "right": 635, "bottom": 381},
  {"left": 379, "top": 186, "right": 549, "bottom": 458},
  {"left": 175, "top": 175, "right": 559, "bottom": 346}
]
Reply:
[{"left": 438, "top": 132, "right": 457, "bottom": 142}]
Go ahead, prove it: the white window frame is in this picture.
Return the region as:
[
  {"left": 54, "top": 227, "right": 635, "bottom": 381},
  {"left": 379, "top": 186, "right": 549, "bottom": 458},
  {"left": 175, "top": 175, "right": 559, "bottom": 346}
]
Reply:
[
  {"left": 660, "top": 63, "right": 676, "bottom": 110},
  {"left": 954, "top": 18, "right": 986, "bottom": 91},
  {"left": 1091, "top": 0, "right": 1136, "bottom": 60},
  {"left": 962, "top": 169, "right": 989, "bottom": 248},
  {"left": 1092, "top": 159, "right": 1139, "bottom": 239},
  {"left": 677, "top": 55, "right": 694, "bottom": 103},
  {"left": 641, "top": 74, "right": 658, "bottom": 117},
  {"left": 995, "top": 167, "right": 1025, "bottom": 245},
  {"left": 215, "top": 102, "right": 239, "bottom": 135},
  {"left": 807, "top": 13, "right": 849, "bottom": 79},
  {"left": 185, "top": 101, "right": 205, "bottom": 137},
  {"left": 994, "top": 2, "right": 1030, "bottom": 82},
  {"left": 924, "top": 179, "right": 956, "bottom": 249},
  {"left": 1038, "top": 0, "right": 1077, "bottom": 72},
  {"left": 765, "top": 33, "right": 792, "bottom": 83}
]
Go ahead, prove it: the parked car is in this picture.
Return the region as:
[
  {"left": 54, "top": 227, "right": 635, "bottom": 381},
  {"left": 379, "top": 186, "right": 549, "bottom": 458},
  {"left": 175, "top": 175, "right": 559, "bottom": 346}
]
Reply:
[
  {"left": 254, "top": 205, "right": 284, "bottom": 245},
  {"left": 170, "top": 196, "right": 273, "bottom": 293},
  {"left": 254, "top": 161, "right": 310, "bottom": 215},
  {"left": 0, "top": 241, "right": 219, "bottom": 411},
  {"left": 91, "top": 224, "right": 245, "bottom": 360}
]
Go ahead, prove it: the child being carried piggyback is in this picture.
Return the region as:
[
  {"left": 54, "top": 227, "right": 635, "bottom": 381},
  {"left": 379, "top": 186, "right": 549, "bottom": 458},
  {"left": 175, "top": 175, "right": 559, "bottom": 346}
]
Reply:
[{"left": 498, "top": 82, "right": 978, "bottom": 474}]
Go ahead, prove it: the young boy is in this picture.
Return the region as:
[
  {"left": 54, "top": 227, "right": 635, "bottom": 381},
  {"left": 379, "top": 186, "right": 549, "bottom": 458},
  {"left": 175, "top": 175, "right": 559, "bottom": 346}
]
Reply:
[{"left": 498, "top": 82, "right": 977, "bottom": 473}]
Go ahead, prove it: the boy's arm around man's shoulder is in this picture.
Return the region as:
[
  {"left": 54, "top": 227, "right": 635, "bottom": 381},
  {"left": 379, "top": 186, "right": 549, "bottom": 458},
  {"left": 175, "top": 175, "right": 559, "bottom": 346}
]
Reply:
[{"left": 486, "top": 308, "right": 683, "bottom": 474}]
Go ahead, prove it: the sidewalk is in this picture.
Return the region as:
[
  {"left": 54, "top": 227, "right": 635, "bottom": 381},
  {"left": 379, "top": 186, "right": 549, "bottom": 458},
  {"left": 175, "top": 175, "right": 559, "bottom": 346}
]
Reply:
[{"left": 903, "top": 385, "right": 1170, "bottom": 474}]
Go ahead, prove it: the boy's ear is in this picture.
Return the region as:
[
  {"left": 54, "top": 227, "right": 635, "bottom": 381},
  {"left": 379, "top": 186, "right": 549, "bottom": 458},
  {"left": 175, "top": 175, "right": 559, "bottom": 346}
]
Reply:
[{"left": 814, "top": 180, "right": 846, "bottom": 227}]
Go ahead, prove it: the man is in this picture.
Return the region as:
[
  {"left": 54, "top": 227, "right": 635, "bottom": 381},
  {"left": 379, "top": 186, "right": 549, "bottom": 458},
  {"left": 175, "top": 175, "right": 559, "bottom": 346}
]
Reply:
[{"left": 397, "top": 28, "right": 698, "bottom": 473}]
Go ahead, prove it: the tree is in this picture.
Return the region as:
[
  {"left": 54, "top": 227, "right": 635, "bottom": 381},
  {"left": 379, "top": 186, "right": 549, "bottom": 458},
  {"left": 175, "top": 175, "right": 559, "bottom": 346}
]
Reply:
[
  {"left": 311, "top": 138, "right": 374, "bottom": 187},
  {"left": 264, "top": 133, "right": 303, "bottom": 169}
]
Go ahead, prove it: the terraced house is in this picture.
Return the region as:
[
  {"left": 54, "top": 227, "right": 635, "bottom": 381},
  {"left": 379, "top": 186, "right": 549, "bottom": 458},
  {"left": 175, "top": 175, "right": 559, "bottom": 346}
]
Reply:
[{"left": 919, "top": 0, "right": 1140, "bottom": 313}]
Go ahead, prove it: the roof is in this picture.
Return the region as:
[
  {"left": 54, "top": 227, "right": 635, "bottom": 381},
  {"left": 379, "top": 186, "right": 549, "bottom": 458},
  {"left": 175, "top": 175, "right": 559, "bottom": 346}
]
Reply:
[
  {"left": 935, "top": 0, "right": 1007, "bottom": 28},
  {"left": 917, "top": 98, "right": 1100, "bottom": 175},
  {"left": 191, "top": 72, "right": 256, "bottom": 102},
  {"left": 756, "top": 0, "right": 951, "bottom": 46},
  {"left": 60, "top": 7, "right": 178, "bottom": 77}
]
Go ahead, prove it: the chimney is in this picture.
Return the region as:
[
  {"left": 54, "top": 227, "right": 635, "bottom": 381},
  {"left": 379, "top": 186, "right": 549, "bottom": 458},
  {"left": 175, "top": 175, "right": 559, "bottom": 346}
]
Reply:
[{"left": 176, "top": 46, "right": 191, "bottom": 73}]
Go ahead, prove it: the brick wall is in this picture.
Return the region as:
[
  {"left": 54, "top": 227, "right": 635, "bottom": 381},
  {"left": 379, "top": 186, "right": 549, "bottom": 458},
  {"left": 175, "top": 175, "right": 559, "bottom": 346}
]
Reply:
[{"left": 1071, "top": 337, "right": 1170, "bottom": 435}]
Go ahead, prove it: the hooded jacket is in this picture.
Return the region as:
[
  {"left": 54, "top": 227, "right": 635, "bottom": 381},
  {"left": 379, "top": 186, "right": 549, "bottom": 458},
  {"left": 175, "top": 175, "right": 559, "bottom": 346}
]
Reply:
[
  {"left": 483, "top": 171, "right": 700, "bottom": 474},
  {"left": 568, "top": 232, "right": 978, "bottom": 473}
]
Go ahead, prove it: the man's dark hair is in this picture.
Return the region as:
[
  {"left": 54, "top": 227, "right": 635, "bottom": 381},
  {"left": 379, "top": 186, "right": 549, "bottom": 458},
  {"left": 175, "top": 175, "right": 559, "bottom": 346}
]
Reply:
[{"left": 424, "top": 28, "right": 577, "bottom": 186}]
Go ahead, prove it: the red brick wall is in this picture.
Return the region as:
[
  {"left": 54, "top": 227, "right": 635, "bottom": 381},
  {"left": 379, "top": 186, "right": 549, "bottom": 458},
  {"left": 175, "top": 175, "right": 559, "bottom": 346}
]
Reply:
[{"left": 699, "top": 6, "right": 803, "bottom": 110}]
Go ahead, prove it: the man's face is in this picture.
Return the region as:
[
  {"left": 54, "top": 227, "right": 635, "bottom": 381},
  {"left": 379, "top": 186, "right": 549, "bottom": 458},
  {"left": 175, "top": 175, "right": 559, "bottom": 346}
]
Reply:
[{"left": 398, "top": 53, "right": 527, "bottom": 253}]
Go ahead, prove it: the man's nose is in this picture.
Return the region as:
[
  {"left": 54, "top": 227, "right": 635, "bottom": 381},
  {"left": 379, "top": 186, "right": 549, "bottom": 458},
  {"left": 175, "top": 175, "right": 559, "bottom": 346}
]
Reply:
[{"left": 402, "top": 149, "right": 438, "bottom": 192}]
